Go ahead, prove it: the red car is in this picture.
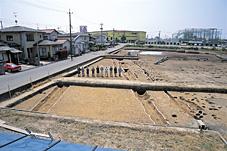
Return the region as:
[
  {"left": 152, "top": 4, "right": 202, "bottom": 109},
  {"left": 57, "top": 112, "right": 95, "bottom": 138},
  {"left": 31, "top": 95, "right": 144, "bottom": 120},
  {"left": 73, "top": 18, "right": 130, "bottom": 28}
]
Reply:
[{"left": 4, "top": 63, "right": 21, "bottom": 72}]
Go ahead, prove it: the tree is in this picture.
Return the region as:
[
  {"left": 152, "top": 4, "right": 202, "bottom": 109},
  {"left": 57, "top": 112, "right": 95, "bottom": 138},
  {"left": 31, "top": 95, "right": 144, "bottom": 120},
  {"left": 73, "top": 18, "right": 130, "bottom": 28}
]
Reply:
[{"left": 121, "top": 35, "right": 126, "bottom": 42}]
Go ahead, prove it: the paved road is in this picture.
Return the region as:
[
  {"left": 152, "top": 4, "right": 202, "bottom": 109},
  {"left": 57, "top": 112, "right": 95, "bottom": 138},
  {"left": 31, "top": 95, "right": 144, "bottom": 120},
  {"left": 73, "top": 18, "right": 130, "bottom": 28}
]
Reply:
[{"left": 0, "top": 44, "right": 125, "bottom": 96}]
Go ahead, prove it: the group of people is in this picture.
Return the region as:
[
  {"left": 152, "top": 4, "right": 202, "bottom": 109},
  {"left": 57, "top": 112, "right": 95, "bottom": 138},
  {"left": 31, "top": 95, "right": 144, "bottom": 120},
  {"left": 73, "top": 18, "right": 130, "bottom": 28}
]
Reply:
[{"left": 77, "top": 66, "right": 124, "bottom": 77}]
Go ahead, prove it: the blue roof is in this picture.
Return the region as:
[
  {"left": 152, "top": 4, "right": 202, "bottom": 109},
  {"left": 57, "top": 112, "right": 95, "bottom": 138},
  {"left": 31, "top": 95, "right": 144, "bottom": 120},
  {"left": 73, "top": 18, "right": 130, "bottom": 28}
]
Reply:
[{"left": 0, "top": 131, "right": 124, "bottom": 151}]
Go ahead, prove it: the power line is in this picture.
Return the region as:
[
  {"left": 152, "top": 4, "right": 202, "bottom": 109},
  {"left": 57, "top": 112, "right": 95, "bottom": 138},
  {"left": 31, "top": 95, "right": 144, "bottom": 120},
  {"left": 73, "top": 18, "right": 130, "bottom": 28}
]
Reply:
[
  {"left": 16, "top": 0, "right": 67, "bottom": 13},
  {"left": 0, "top": 17, "right": 68, "bottom": 29}
]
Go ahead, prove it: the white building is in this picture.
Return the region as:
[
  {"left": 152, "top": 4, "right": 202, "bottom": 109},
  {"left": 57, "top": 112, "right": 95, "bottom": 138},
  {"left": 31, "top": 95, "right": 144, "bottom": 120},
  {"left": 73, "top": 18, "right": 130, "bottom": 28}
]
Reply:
[
  {"left": 94, "top": 34, "right": 108, "bottom": 45},
  {"left": 72, "top": 34, "right": 90, "bottom": 56}
]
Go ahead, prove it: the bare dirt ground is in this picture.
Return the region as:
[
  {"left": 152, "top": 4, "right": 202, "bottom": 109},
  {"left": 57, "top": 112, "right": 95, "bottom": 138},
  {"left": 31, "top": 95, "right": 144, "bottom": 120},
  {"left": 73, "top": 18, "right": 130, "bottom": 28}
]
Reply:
[
  {"left": 142, "top": 91, "right": 197, "bottom": 127},
  {"left": 82, "top": 50, "right": 227, "bottom": 88},
  {"left": 2, "top": 48, "right": 227, "bottom": 150},
  {"left": 15, "top": 86, "right": 153, "bottom": 124},
  {"left": 0, "top": 109, "right": 226, "bottom": 151},
  {"left": 169, "top": 92, "right": 227, "bottom": 135}
]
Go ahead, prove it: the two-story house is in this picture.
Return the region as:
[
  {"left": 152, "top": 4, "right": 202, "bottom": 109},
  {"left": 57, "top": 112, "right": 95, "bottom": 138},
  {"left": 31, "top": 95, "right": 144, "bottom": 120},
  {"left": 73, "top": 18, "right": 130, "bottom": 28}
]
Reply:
[
  {"left": 37, "top": 29, "right": 69, "bottom": 60},
  {"left": 39, "top": 29, "right": 58, "bottom": 41},
  {"left": 72, "top": 34, "right": 90, "bottom": 56},
  {"left": 38, "top": 39, "right": 70, "bottom": 60},
  {"left": 0, "top": 26, "right": 43, "bottom": 64}
]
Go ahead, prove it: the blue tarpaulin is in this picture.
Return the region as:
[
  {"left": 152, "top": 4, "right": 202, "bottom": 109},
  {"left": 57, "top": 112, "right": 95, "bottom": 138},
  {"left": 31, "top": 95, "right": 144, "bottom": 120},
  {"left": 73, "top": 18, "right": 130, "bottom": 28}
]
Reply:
[{"left": 0, "top": 131, "right": 124, "bottom": 151}]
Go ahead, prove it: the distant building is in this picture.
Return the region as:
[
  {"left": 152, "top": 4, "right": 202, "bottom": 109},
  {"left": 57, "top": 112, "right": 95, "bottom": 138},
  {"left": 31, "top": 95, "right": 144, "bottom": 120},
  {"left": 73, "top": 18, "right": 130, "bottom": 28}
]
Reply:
[
  {"left": 173, "top": 28, "right": 222, "bottom": 46},
  {"left": 80, "top": 26, "right": 87, "bottom": 33},
  {"left": 58, "top": 33, "right": 79, "bottom": 40},
  {"left": 89, "top": 30, "right": 146, "bottom": 43},
  {"left": 146, "top": 38, "right": 180, "bottom": 45},
  {"left": 0, "top": 26, "right": 43, "bottom": 64},
  {"left": 72, "top": 34, "right": 90, "bottom": 56},
  {"left": 94, "top": 34, "right": 108, "bottom": 45},
  {"left": 39, "top": 29, "right": 59, "bottom": 41}
]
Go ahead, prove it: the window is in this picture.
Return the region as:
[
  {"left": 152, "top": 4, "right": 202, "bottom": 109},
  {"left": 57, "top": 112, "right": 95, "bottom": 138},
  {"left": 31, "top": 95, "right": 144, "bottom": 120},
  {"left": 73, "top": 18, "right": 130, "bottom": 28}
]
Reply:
[
  {"left": 6, "top": 35, "right": 13, "bottom": 41},
  {"left": 26, "top": 34, "right": 34, "bottom": 41},
  {"left": 43, "top": 36, "right": 48, "bottom": 40}
]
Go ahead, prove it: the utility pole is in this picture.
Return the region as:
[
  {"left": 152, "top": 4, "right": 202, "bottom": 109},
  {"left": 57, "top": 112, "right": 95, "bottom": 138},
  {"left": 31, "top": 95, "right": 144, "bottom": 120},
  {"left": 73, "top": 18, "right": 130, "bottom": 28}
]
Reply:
[
  {"left": 68, "top": 9, "right": 73, "bottom": 61},
  {"left": 100, "top": 23, "right": 103, "bottom": 46},
  {"left": 36, "top": 24, "right": 40, "bottom": 66},
  {"left": 113, "top": 28, "right": 115, "bottom": 46},
  {"left": 158, "top": 31, "right": 161, "bottom": 40},
  {"left": 13, "top": 12, "right": 18, "bottom": 25},
  {"left": 0, "top": 21, "right": 3, "bottom": 29}
]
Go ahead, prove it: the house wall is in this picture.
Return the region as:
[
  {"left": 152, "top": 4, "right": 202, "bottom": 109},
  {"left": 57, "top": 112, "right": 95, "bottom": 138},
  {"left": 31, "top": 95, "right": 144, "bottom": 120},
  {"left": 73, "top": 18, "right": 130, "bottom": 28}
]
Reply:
[
  {"left": 0, "top": 32, "right": 43, "bottom": 59},
  {"left": 62, "top": 41, "right": 70, "bottom": 53},
  {"left": 72, "top": 35, "right": 89, "bottom": 55},
  {"left": 44, "top": 31, "right": 58, "bottom": 41},
  {"left": 39, "top": 45, "right": 52, "bottom": 59},
  {"left": 0, "top": 51, "right": 9, "bottom": 62}
]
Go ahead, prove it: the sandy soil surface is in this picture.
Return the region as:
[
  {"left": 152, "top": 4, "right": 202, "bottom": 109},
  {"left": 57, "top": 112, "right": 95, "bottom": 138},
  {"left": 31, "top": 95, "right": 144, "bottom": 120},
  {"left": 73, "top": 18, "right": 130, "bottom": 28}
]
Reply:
[
  {"left": 169, "top": 92, "right": 227, "bottom": 135},
  {"left": 4, "top": 48, "right": 227, "bottom": 150},
  {"left": 0, "top": 109, "right": 226, "bottom": 151},
  {"left": 15, "top": 86, "right": 153, "bottom": 124},
  {"left": 79, "top": 50, "right": 227, "bottom": 88},
  {"left": 145, "top": 91, "right": 197, "bottom": 127}
]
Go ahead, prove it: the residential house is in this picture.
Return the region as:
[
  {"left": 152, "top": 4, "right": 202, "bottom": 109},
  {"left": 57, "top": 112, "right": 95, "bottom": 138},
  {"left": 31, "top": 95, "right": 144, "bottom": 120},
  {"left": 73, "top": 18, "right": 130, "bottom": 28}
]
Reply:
[
  {"left": 39, "top": 29, "right": 59, "bottom": 41},
  {"left": 94, "top": 34, "right": 108, "bottom": 45},
  {"left": 72, "top": 34, "right": 90, "bottom": 56},
  {"left": 38, "top": 39, "right": 70, "bottom": 60},
  {"left": 0, "top": 26, "right": 44, "bottom": 64},
  {"left": 57, "top": 33, "right": 79, "bottom": 40},
  {"left": 0, "top": 45, "right": 22, "bottom": 64}
]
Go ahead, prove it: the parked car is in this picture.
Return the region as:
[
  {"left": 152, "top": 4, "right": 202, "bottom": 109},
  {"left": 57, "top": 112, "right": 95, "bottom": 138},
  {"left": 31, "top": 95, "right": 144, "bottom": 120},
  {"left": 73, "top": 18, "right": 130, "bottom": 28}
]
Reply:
[{"left": 4, "top": 63, "right": 21, "bottom": 72}]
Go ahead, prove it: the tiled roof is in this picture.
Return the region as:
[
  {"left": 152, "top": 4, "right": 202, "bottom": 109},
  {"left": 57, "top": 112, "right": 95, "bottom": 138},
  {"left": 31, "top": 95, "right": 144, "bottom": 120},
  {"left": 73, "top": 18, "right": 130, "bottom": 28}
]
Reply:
[
  {"left": 0, "top": 26, "right": 43, "bottom": 33},
  {"left": 38, "top": 39, "right": 68, "bottom": 46},
  {"left": 39, "top": 29, "right": 58, "bottom": 34}
]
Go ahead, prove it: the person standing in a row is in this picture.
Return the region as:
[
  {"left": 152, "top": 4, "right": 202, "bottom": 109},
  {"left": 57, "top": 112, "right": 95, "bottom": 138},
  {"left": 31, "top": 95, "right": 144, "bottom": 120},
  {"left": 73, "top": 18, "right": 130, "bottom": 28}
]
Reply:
[
  {"left": 109, "top": 66, "right": 113, "bottom": 77},
  {"left": 78, "top": 67, "right": 81, "bottom": 77},
  {"left": 105, "top": 66, "right": 109, "bottom": 77},
  {"left": 114, "top": 66, "right": 117, "bottom": 77},
  {"left": 86, "top": 67, "right": 89, "bottom": 77},
  {"left": 100, "top": 66, "right": 104, "bottom": 77},
  {"left": 118, "top": 66, "right": 123, "bottom": 77},
  {"left": 91, "top": 67, "right": 95, "bottom": 77},
  {"left": 81, "top": 67, "right": 85, "bottom": 77},
  {"left": 96, "top": 66, "right": 100, "bottom": 77}
]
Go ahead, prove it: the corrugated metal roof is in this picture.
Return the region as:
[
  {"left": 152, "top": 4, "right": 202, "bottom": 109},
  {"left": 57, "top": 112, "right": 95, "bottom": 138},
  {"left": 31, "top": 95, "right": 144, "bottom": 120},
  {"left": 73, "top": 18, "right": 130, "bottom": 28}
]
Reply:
[{"left": 0, "top": 131, "right": 125, "bottom": 151}]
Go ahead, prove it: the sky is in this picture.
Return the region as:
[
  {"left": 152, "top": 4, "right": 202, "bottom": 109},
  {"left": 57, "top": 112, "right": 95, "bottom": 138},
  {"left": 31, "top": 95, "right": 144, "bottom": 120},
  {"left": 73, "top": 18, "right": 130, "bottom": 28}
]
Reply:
[{"left": 0, "top": 0, "right": 227, "bottom": 38}]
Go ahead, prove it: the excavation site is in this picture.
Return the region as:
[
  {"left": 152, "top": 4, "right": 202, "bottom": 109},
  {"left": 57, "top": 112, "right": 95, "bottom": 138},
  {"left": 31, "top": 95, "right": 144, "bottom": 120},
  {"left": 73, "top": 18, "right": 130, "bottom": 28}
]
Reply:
[{"left": 0, "top": 47, "right": 227, "bottom": 151}]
